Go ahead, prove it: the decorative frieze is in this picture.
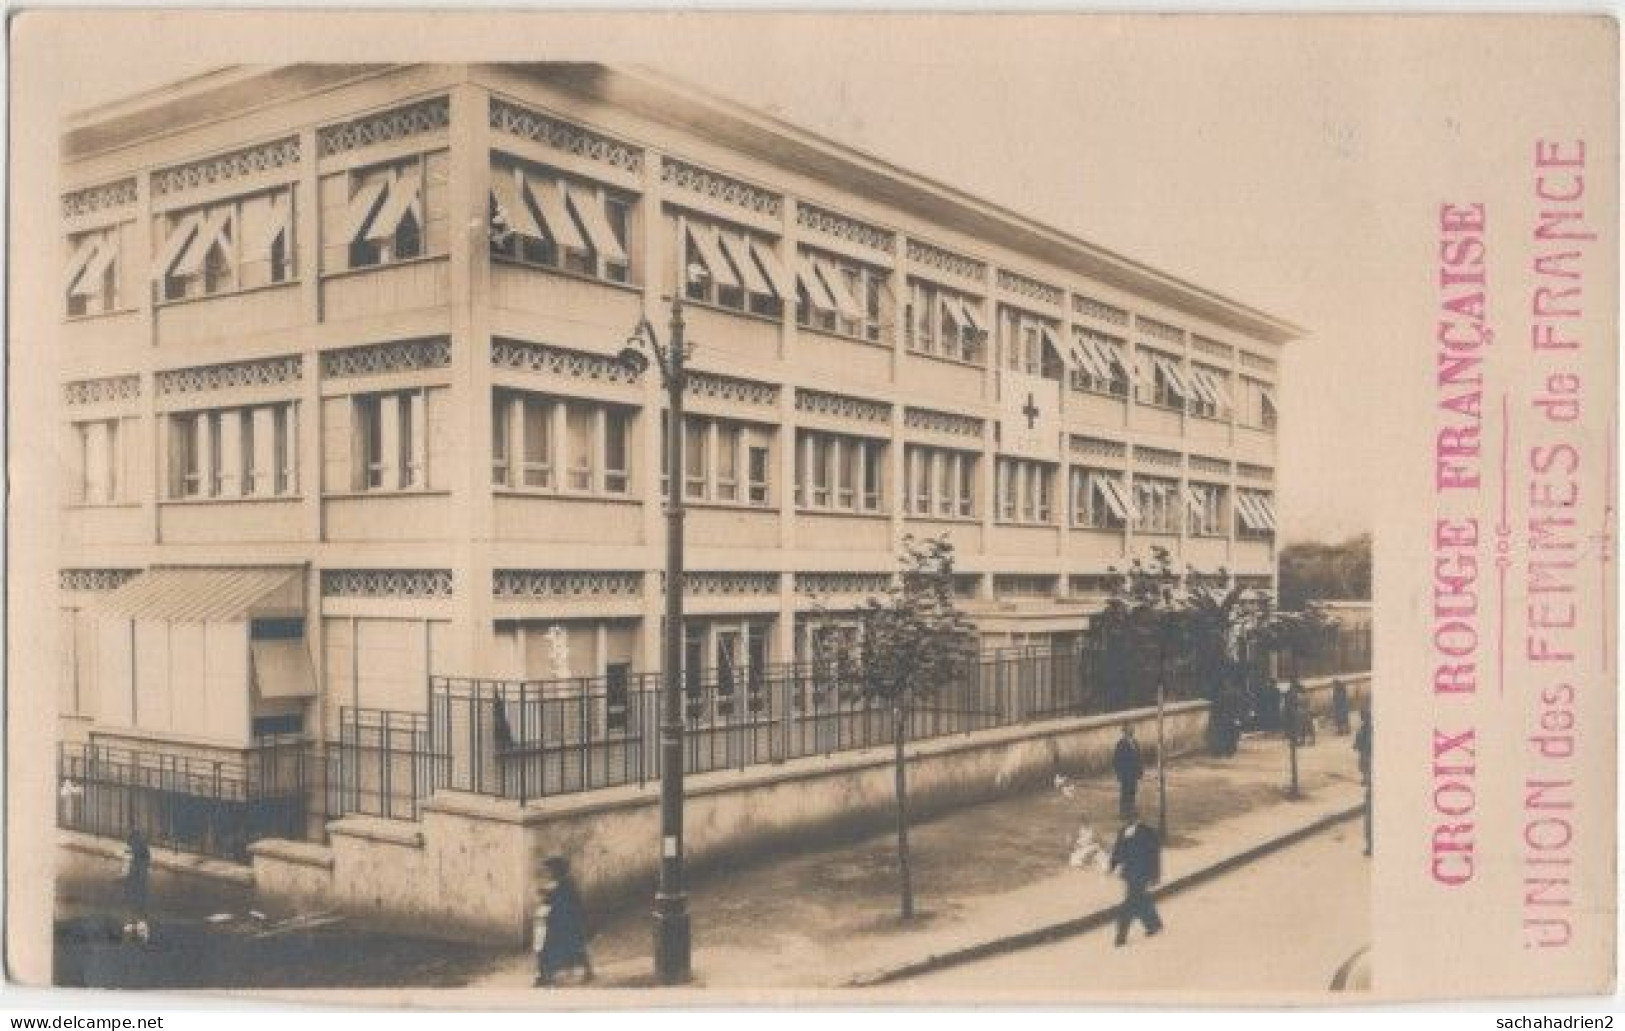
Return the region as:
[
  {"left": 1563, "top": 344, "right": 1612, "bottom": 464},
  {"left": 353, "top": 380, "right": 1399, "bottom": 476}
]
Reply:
[
  {"left": 155, "top": 356, "right": 302, "bottom": 397},
  {"left": 1240, "top": 350, "right": 1278, "bottom": 373},
  {"left": 64, "top": 374, "right": 141, "bottom": 407},
  {"left": 996, "top": 269, "right": 1065, "bottom": 308},
  {"left": 322, "top": 339, "right": 451, "bottom": 379},
  {"left": 491, "top": 339, "right": 637, "bottom": 386},
  {"left": 906, "top": 239, "right": 987, "bottom": 283},
  {"left": 660, "top": 157, "right": 782, "bottom": 217},
  {"left": 321, "top": 569, "right": 453, "bottom": 599},
  {"left": 678, "top": 572, "right": 781, "bottom": 597},
  {"left": 794, "top": 572, "right": 892, "bottom": 597},
  {"left": 1134, "top": 446, "right": 1183, "bottom": 469},
  {"left": 796, "top": 203, "right": 894, "bottom": 254},
  {"left": 493, "top": 570, "right": 643, "bottom": 600},
  {"left": 1137, "top": 316, "right": 1185, "bottom": 345},
  {"left": 62, "top": 179, "right": 138, "bottom": 219},
  {"left": 152, "top": 137, "right": 301, "bottom": 198},
  {"left": 1237, "top": 463, "right": 1275, "bottom": 482},
  {"left": 904, "top": 406, "right": 984, "bottom": 439},
  {"left": 794, "top": 388, "right": 891, "bottom": 425},
  {"left": 60, "top": 569, "right": 141, "bottom": 593},
  {"left": 1070, "top": 435, "right": 1128, "bottom": 460},
  {"left": 687, "top": 371, "right": 779, "bottom": 408},
  {"left": 1193, "top": 335, "right": 1234, "bottom": 361},
  {"left": 1073, "top": 295, "right": 1130, "bottom": 327},
  {"left": 318, "top": 97, "right": 450, "bottom": 158},
  {"left": 1189, "top": 455, "right": 1233, "bottom": 476},
  {"left": 489, "top": 98, "right": 643, "bottom": 175}
]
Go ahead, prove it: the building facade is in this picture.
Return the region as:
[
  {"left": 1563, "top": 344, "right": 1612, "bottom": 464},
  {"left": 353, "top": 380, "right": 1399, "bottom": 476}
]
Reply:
[{"left": 57, "top": 64, "right": 1295, "bottom": 768}]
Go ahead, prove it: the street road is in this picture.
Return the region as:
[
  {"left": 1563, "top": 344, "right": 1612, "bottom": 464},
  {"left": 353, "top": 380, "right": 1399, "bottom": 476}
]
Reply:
[{"left": 886, "top": 822, "right": 1369, "bottom": 999}]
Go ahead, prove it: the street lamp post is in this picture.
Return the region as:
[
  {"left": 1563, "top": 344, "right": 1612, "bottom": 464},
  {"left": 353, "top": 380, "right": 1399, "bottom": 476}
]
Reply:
[{"left": 619, "top": 270, "right": 706, "bottom": 985}]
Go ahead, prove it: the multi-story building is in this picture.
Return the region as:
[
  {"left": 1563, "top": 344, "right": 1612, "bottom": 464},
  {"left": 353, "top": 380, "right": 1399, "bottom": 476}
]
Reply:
[{"left": 56, "top": 63, "right": 1294, "bottom": 772}]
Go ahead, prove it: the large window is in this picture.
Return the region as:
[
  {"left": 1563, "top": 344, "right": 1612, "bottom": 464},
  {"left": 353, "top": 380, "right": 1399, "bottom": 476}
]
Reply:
[
  {"left": 795, "top": 430, "right": 885, "bottom": 513},
  {"left": 323, "top": 152, "right": 449, "bottom": 272},
  {"left": 1186, "top": 363, "right": 1235, "bottom": 420},
  {"left": 679, "top": 215, "right": 790, "bottom": 319},
  {"left": 167, "top": 402, "right": 298, "bottom": 500},
  {"left": 1069, "top": 328, "right": 1130, "bottom": 398},
  {"left": 796, "top": 248, "right": 889, "bottom": 342},
  {"left": 1238, "top": 376, "right": 1278, "bottom": 430},
  {"left": 1132, "top": 474, "right": 1182, "bottom": 535},
  {"left": 154, "top": 188, "right": 295, "bottom": 303},
  {"left": 491, "top": 389, "right": 634, "bottom": 498},
  {"left": 64, "top": 224, "right": 129, "bottom": 317},
  {"left": 1235, "top": 489, "right": 1279, "bottom": 539},
  {"left": 66, "top": 417, "right": 136, "bottom": 506},
  {"left": 904, "top": 444, "right": 977, "bottom": 519},
  {"left": 997, "top": 307, "right": 1064, "bottom": 379},
  {"left": 1186, "top": 481, "right": 1227, "bottom": 536},
  {"left": 995, "top": 458, "right": 1056, "bottom": 525},
  {"left": 658, "top": 414, "right": 773, "bottom": 506},
  {"left": 905, "top": 279, "right": 986, "bottom": 363},
  {"left": 490, "top": 160, "right": 634, "bottom": 285},
  {"left": 1069, "top": 467, "right": 1134, "bottom": 530},
  {"left": 1136, "top": 347, "right": 1190, "bottom": 411}
]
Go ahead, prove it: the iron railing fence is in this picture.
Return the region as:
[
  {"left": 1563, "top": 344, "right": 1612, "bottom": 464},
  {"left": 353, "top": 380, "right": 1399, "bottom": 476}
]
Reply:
[
  {"left": 56, "top": 736, "right": 313, "bottom": 862},
  {"left": 325, "top": 708, "right": 442, "bottom": 821},
  {"left": 1290, "top": 622, "right": 1373, "bottom": 682}
]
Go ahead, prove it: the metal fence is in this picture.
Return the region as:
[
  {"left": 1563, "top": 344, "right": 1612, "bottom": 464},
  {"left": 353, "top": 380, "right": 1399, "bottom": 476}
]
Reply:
[
  {"left": 325, "top": 708, "right": 442, "bottom": 821},
  {"left": 1291, "top": 622, "right": 1373, "bottom": 681},
  {"left": 57, "top": 737, "right": 312, "bottom": 862}
]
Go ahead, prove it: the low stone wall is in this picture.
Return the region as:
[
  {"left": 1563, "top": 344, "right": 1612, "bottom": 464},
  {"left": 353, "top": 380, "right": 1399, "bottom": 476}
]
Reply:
[{"left": 237, "top": 674, "right": 1368, "bottom": 945}]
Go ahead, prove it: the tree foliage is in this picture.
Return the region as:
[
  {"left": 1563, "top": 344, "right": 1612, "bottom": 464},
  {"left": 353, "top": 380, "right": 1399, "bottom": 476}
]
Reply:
[{"left": 1279, "top": 533, "right": 1371, "bottom": 609}]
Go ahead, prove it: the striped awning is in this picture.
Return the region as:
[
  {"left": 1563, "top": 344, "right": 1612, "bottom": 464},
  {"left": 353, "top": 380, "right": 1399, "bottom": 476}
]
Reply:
[{"left": 91, "top": 566, "right": 304, "bottom": 622}]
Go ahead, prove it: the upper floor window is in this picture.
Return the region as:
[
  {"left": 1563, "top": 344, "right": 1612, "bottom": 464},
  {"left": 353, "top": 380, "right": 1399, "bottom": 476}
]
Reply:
[
  {"left": 1186, "top": 481, "right": 1227, "bottom": 536},
  {"left": 996, "top": 457, "right": 1056, "bottom": 525},
  {"left": 796, "top": 248, "right": 889, "bottom": 342},
  {"left": 64, "top": 225, "right": 127, "bottom": 317},
  {"left": 1069, "top": 467, "right": 1133, "bottom": 530},
  {"left": 490, "top": 161, "right": 634, "bottom": 285},
  {"left": 905, "top": 279, "right": 986, "bottom": 364},
  {"left": 323, "top": 152, "right": 449, "bottom": 272},
  {"left": 659, "top": 414, "right": 773, "bottom": 506},
  {"left": 1136, "top": 347, "right": 1190, "bottom": 411},
  {"left": 491, "top": 388, "right": 634, "bottom": 498},
  {"left": 166, "top": 402, "right": 298, "bottom": 500},
  {"left": 1238, "top": 376, "right": 1278, "bottom": 430},
  {"left": 904, "top": 444, "right": 977, "bottom": 519},
  {"left": 997, "top": 307, "right": 1064, "bottom": 379},
  {"left": 1235, "top": 490, "right": 1278, "bottom": 539},
  {"left": 1187, "top": 363, "right": 1235, "bottom": 420},
  {"left": 1069, "top": 328, "right": 1130, "bottom": 398},
  {"left": 677, "top": 216, "right": 790, "bottom": 319},
  {"left": 66, "top": 417, "right": 135, "bottom": 506},
  {"left": 155, "top": 188, "right": 294, "bottom": 302},
  {"left": 1132, "top": 474, "right": 1182, "bottom": 535},
  {"left": 794, "top": 430, "right": 885, "bottom": 513}
]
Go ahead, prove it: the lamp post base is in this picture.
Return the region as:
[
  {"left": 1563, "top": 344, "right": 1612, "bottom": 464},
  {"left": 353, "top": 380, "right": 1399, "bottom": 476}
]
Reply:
[{"left": 653, "top": 896, "right": 692, "bottom": 984}]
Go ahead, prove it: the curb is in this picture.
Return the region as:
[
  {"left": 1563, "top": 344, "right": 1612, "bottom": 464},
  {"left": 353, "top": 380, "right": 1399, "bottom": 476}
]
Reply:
[{"left": 845, "top": 799, "right": 1367, "bottom": 987}]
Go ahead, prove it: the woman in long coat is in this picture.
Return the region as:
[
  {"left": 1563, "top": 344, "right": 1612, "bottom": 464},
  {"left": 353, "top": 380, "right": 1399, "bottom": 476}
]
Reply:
[{"left": 534, "top": 856, "right": 594, "bottom": 985}]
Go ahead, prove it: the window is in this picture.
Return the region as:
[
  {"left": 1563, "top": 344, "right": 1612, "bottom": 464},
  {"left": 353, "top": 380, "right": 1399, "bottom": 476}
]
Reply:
[
  {"left": 684, "top": 417, "right": 708, "bottom": 499},
  {"left": 155, "top": 189, "right": 294, "bottom": 302},
  {"left": 796, "top": 430, "right": 884, "bottom": 513},
  {"left": 67, "top": 418, "right": 133, "bottom": 506},
  {"left": 490, "top": 161, "right": 634, "bottom": 284},
  {"left": 166, "top": 402, "right": 298, "bottom": 500},
  {"left": 904, "top": 444, "right": 977, "bottom": 519},
  {"left": 997, "top": 307, "right": 1064, "bottom": 379},
  {"left": 748, "top": 445, "right": 770, "bottom": 505},
  {"left": 1070, "top": 468, "right": 1134, "bottom": 529},
  {"left": 1237, "top": 376, "right": 1277, "bottom": 430},
  {"left": 797, "top": 248, "right": 889, "bottom": 341},
  {"left": 1185, "top": 363, "right": 1233, "bottom": 420},
  {"left": 1236, "top": 490, "right": 1279, "bottom": 539},
  {"left": 326, "top": 153, "right": 448, "bottom": 272},
  {"left": 491, "top": 390, "right": 634, "bottom": 497},
  {"left": 660, "top": 415, "right": 772, "bottom": 506},
  {"left": 1137, "top": 348, "right": 1190, "bottom": 411},
  {"left": 906, "top": 279, "right": 986, "bottom": 363},
  {"left": 1069, "top": 328, "right": 1130, "bottom": 397},
  {"left": 995, "top": 458, "right": 1056, "bottom": 525},
  {"left": 64, "top": 225, "right": 126, "bottom": 317},
  {"left": 605, "top": 663, "right": 631, "bottom": 733},
  {"left": 1186, "top": 481, "right": 1226, "bottom": 536},
  {"left": 1132, "top": 474, "right": 1182, "bottom": 535},
  {"left": 679, "top": 216, "right": 789, "bottom": 318}
]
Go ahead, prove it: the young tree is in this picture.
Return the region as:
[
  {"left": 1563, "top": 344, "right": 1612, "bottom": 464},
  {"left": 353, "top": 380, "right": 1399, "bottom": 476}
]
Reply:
[{"left": 825, "top": 534, "right": 977, "bottom": 921}]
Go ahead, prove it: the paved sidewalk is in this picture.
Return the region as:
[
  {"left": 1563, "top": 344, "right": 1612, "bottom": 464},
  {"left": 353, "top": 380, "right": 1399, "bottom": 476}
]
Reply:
[{"left": 473, "top": 728, "right": 1369, "bottom": 995}]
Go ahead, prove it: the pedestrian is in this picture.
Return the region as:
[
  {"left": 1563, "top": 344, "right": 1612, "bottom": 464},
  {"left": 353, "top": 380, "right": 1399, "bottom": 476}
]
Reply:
[
  {"left": 1331, "top": 679, "right": 1351, "bottom": 736},
  {"left": 1354, "top": 708, "right": 1372, "bottom": 786},
  {"left": 1109, "top": 809, "right": 1164, "bottom": 946},
  {"left": 1112, "top": 725, "right": 1144, "bottom": 819},
  {"left": 122, "top": 828, "right": 151, "bottom": 934},
  {"left": 533, "top": 855, "right": 594, "bottom": 986}
]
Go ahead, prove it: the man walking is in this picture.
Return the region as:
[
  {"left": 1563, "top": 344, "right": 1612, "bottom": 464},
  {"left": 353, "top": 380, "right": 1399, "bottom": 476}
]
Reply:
[
  {"left": 1109, "top": 809, "right": 1164, "bottom": 946},
  {"left": 1112, "top": 725, "right": 1144, "bottom": 819}
]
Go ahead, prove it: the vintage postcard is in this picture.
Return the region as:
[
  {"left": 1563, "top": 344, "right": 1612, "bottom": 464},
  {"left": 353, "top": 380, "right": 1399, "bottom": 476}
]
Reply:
[{"left": 5, "top": 10, "right": 1617, "bottom": 1008}]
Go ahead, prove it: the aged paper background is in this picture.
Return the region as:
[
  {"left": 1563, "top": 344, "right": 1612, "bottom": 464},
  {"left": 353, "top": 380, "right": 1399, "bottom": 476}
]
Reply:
[{"left": 7, "top": 10, "right": 1617, "bottom": 1004}]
